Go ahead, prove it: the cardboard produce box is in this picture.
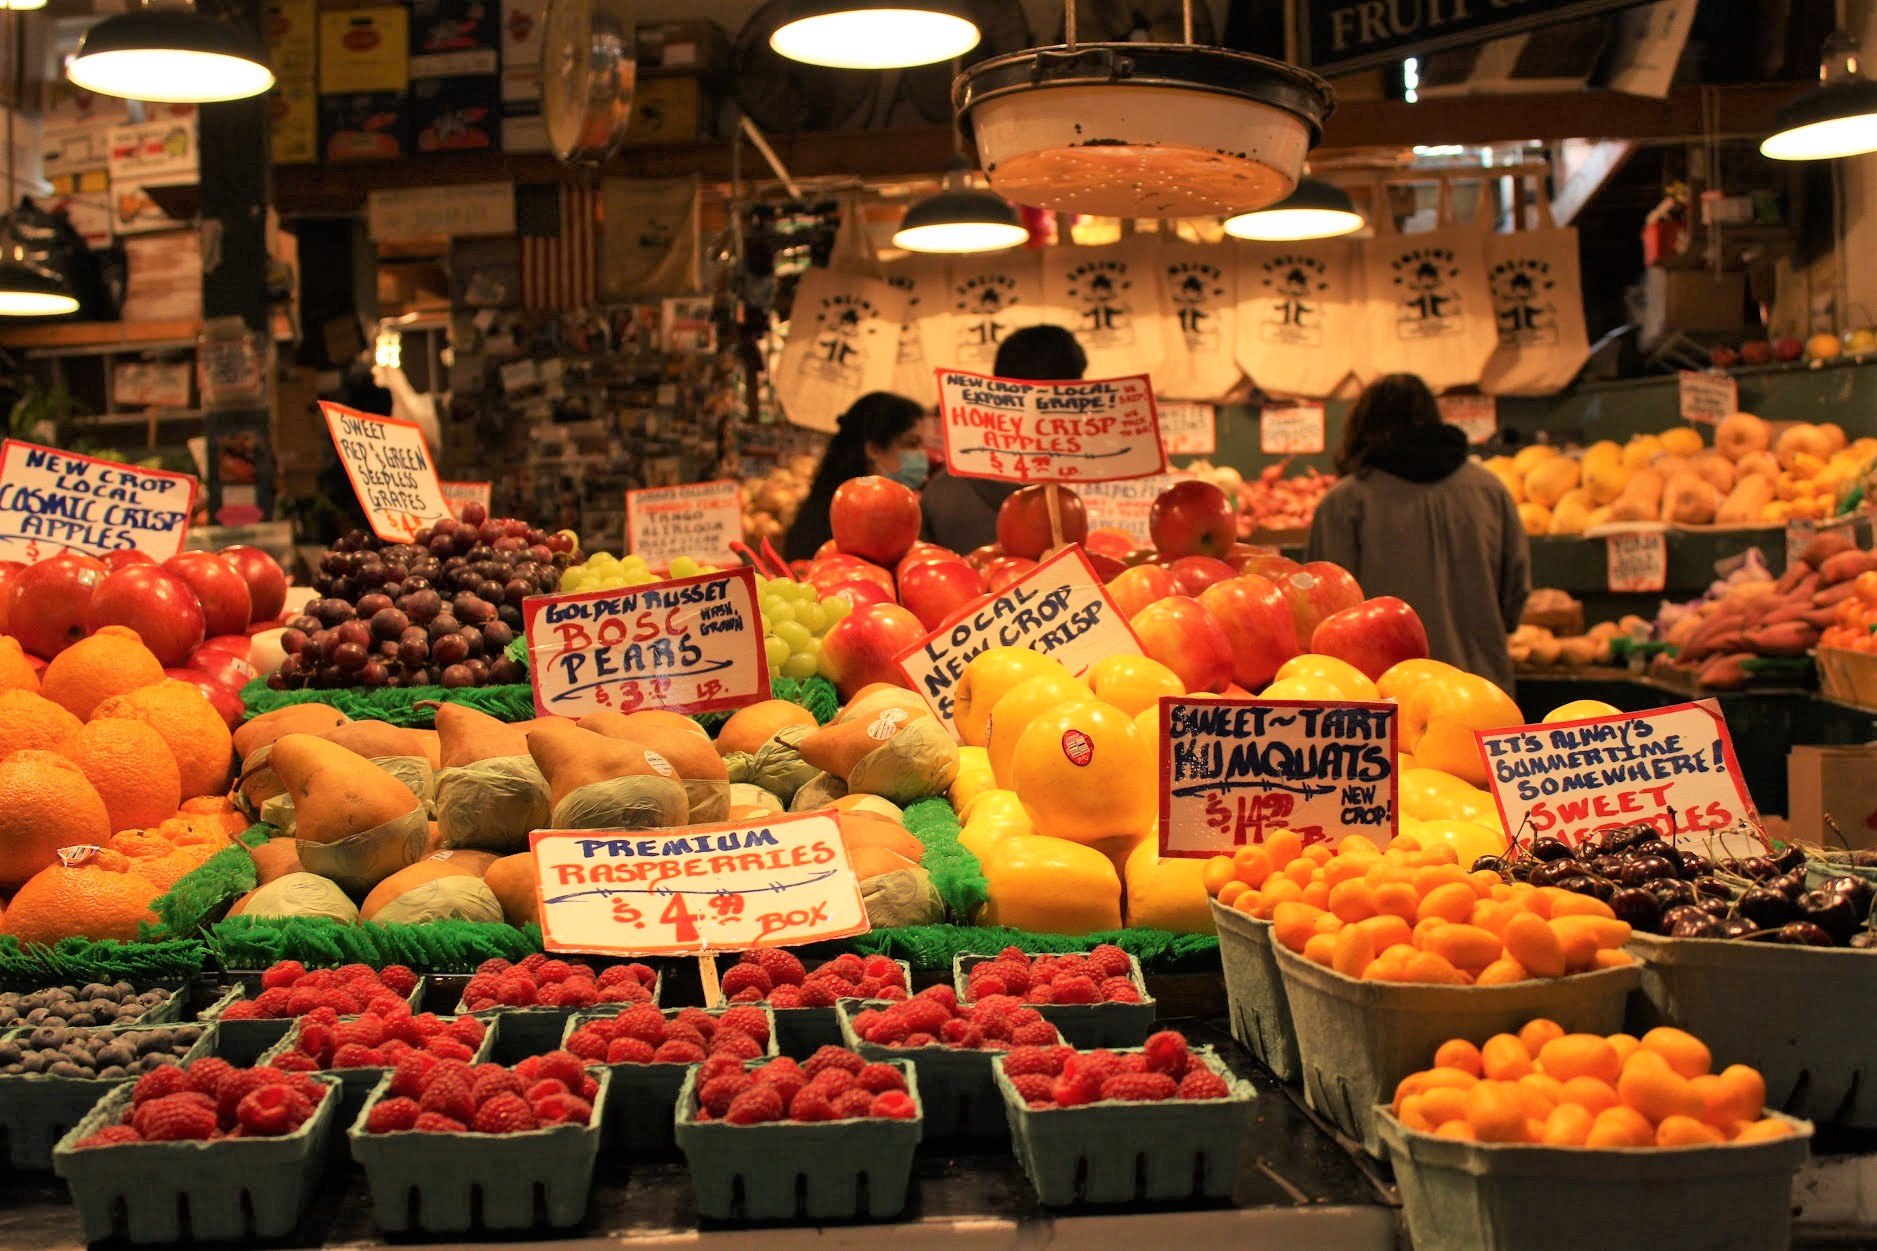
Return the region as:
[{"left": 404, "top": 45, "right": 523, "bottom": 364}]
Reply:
[
  {"left": 319, "top": 92, "right": 408, "bottom": 162},
  {"left": 1787, "top": 744, "right": 1877, "bottom": 843},
  {"left": 120, "top": 230, "right": 202, "bottom": 323},
  {"left": 318, "top": 6, "right": 409, "bottom": 94},
  {"left": 267, "top": 83, "right": 317, "bottom": 165},
  {"left": 412, "top": 75, "right": 499, "bottom": 152},
  {"left": 635, "top": 19, "right": 729, "bottom": 77},
  {"left": 411, "top": 0, "right": 500, "bottom": 78}
]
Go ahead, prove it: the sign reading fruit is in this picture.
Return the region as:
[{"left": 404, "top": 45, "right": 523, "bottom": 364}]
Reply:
[
  {"left": 529, "top": 811, "right": 871, "bottom": 956},
  {"left": 0, "top": 439, "right": 197, "bottom": 563},
  {"left": 626, "top": 480, "right": 742, "bottom": 571},
  {"left": 1158, "top": 696, "right": 1400, "bottom": 858},
  {"left": 1475, "top": 701, "right": 1763, "bottom": 852},
  {"left": 320, "top": 402, "right": 452, "bottom": 543},
  {"left": 935, "top": 368, "right": 1166, "bottom": 484},
  {"left": 895, "top": 547, "right": 1145, "bottom": 735},
  {"left": 441, "top": 480, "right": 492, "bottom": 519},
  {"left": 522, "top": 565, "right": 771, "bottom": 718}
]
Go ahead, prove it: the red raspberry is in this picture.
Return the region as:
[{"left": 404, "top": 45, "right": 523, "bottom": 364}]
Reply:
[
  {"left": 389, "top": 1052, "right": 436, "bottom": 1098},
  {"left": 1011, "top": 1020, "right": 1058, "bottom": 1047},
  {"left": 274, "top": 1052, "right": 320, "bottom": 1072},
  {"left": 860, "top": 954, "right": 902, "bottom": 983},
  {"left": 716, "top": 1006, "right": 770, "bottom": 1044},
  {"left": 796, "top": 981, "right": 837, "bottom": 1008},
  {"left": 824, "top": 953, "right": 865, "bottom": 982},
  {"left": 476, "top": 957, "right": 512, "bottom": 975},
  {"left": 664, "top": 1022, "right": 707, "bottom": 1049},
  {"left": 135, "top": 1094, "right": 218, "bottom": 1141},
  {"left": 413, "top": 1113, "right": 466, "bottom": 1132},
  {"left": 752, "top": 947, "right": 806, "bottom": 987},
  {"left": 1002, "top": 1046, "right": 1067, "bottom": 1078},
  {"left": 75, "top": 1125, "right": 143, "bottom": 1148},
  {"left": 253, "top": 987, "right": 294, "bottom": 1017},
  {"left": 1011, "top": 1073, "right": 1055, "bottom": 1106},
  {"left": 365, "top": 1097, "right": 421, "bottom": 1132},
  {"left": 527, "top": 1078, "right": 569, "bottom": 1102},
  {"left": 719, "top": 964, "right": 772, "bottom": 999},
  {"left": 599, "top": 981, "right": 652, "bottom": 1005},
  {"left": 789, "top": 1087, "right": 835, "bottom": 1122},
  {"left": 709, "top": 1029, "right": 763, "bottom": 1061},
  {"left": 132, "top": 1065, "right": 191, "bottom": 1106},
  {"left": 803, "top": 1046, "right": 865, "bottom": 1079},
  {"left": 752, "top": 1061, "right": 806, "bottom": 1106},
  {"left": 418, "top": 1071, "right": 476, "bottom": 1124},
  {"left": 472, "top": 1093, "right": 538, "bottom": 1134},
  {"left": 965, "top": 973, "right": 1005, "bottom": 1000},
  {"left": 699, "top": 1073, "right": 754, "bottom": 1117},
  {"left": 535, "top": 1051, "right": 587, "bottom": 1090},
  {"left": 1052, "top": 1076, "right": 1096, "bottom": 1107},
  {"left": 696, "top": 1055, "right": 744, "bottom": 1084},
  {"left": 863, "top": 1014, "right": 910, "bottom": 1046},
  {"left": 1027, "top": 985, "right": 1056, "bottom": 1005},
  {"left": 905, "top": 1033, "right": 937, "bottom": 1047},
  {"left": 727, "top": 986, "right": 765, "bottom": 1005},
  {"left": 875, "top": 985, "right": 909, "bottom": 1003},
  {"left": 1052, "top": 975, "right": 1100, "bottom": 1005},
  {"left": 261, "top": 960, "right": 306, "bottom": 990},
  {"left": 653, "top": 1040, "right": 707, "bottom": 1064},
  {"left": 519, "top": 953, "right": 550, "bottom": 972},
  {"left": 870, "top": 1090, "right": 917, "bottom": 1120},
  {"left": 763, "top": 984, "right": 801, "bottom": 1009},
  {"left": 808, "top": 1069, "right": 854, "bottom": 1098},
  {"left": 606, "top": 1037, "right": 656, "bottom": 1064},
  {"left": 1088, "top": 944, "right": 1132, "bottom": 979},
  {"left": 535, "top": 984, "right": 566, "bottom": 1008},
  {"left": 215, "top": 1066, "right": 283, "bottom": 1122},
  {"left": 181, "top": 1056, "right": 233, "bottom": 1097},
  {"left": 672, "top": 1007, "right": 716, "bottom": 1036},
  {"left": 471, "top": 1069, "right": 527, "bottom": 1105},
  {"left": 1178, "top": 1068, "right": 1231, "bottom": 1099},
  {"left": 1142, "top": 1031, "right": 1191, "bottom": 1079},
  {"left": 900, "top": 999, "right": 949, "bottom": 1036},
  {"left": 533, "top": 1093, "right": 593, "bottom": 1125},
  {"left": 219, "top": 1000, "right": 262, "bottom": 1021},
  {"left": 940, "top": 1020, "right": 983, "bottom": 1049},
  {"left": 1100, "top": 1072, "right": 1178, "bottom": 1102},
  {"left": 377, "top": 964, "right": 418, "bottom": 996},
  {"left": 294, "top": 1021, "right": 335, "bottom": 1065},
  {"left": 332, "top": 1044, "right": 382, "bottom": 1069},
  {"left": 855, "top": 1063, "right": 906, "bottom": 1093},
  {"left": 612, "top": 1006, "right": 668, "bottom": 1045},
  {"left": 448, "top": 1015, "right": 486, "bottom": 1046},
  {"left": 566, "top": 1027, "right": 609, "bottom": 1061},
  {"left": 426, "top": 1037, "right": 476, "bottom": 1063},
  {"left": 724, "top": 1085, "right": 785, "bottom": 1124},
  {"left": 832, "top": 1089, "right": 875, "bottom": 1119},
  {"left": 536, "top": 959, "right": 574, "bottom": 985},
  {"left": 237, "top": 1084, "right": 314, "bottom": 1136}
]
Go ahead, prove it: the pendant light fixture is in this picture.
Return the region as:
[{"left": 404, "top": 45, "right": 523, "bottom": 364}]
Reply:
[
  {"left": 770, "top": 0, "right": 980, "bottom": 70},
  {"left": 893, "top": 139, "right": 1027, "bottom": 254},
  {"left": 1762, "top": 31, "right": 1877, "bottom": 160},
  {"left": 67, "top": 2, "right": 274, "bottom": 104},
  {"left": 1223, "top": 176, "right": 1364, "bottom": 241},
  {"left": 0, "top": 8, "right": 75, "bottom": 316}
]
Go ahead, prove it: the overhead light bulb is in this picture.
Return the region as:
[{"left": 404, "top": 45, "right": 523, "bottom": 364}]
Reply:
[
  {"left": 893, "top": 156, "right": 1028, "bottom": 254},
  {"left": 770, "top": 0, "right": 979, "bottom": 70},
  {"left": 68, "top": 5, "right": 275, "bottom": 104},
  {"left": 1762, "top": 31, "right": 1877, "bottom": 160},
  {"left": 0, "top": 252, "right": 78, "bottom": 317},
  {"left": 3, "top": 1, "right": 48, "bottom": 11},
  {"left": 1223, "top": 177, "right": 1364, "bottom": 241}
]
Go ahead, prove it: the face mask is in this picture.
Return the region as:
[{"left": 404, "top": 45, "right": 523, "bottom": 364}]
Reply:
[{"left": 887, "top": 448, "right": 930, "bottom": 490}]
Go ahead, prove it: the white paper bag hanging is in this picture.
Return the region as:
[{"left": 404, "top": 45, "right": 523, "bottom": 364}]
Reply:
[
  {"left": 880, "top": 257, "right": 953, "bottom": 404},
  {"left": 1479, "top": 217, "right": 1593, "bottom": 395},
  {"left": 773, "top": 268, "right": 911, "bottom": 433},
  {"left": 1041, "top": 240, "right": 1166, "bottom": 379},
  {"left": 1359, "top": 225, "right": 1499, "bottom": 392},
  {"left": 939, "top": 250, "right": 1050, "bottom": 372},
  {"left": 1152, "top": 241, "right": 1241, "bottom": 400},
  {"left": 1235, "top": 239, "right": 1364, "bottom": 399}
]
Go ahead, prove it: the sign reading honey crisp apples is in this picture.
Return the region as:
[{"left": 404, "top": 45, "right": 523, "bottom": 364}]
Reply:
[
  {"left": 320, "top": 402, "right": 452, "bottom": 543},
  {"left": 896, "top": 546, "right": 1144, "bottom": 735},
  {"left": 441, "top": 480, "right": 492, "bottom": 519},
  {"left": 1158, "top": 696, "right": 1399, "bottom": 858},
  {"left": 530, "top": 811, "right": 870, "bottom": 956},
  {"left": 0, "top": 439, "right": 196, "bottom": 563},
  {"left": 626, "top": 480, "right": 742, "bottom": 569},
  {"left": 936, "top": 368, "right": 1167, "bottom": 484},
  {"left": 522, "top": 565, "right": 770, "bottom": 719},
  {"left": 1475, "top": 700, "right": 1763, "bottom": 853}
]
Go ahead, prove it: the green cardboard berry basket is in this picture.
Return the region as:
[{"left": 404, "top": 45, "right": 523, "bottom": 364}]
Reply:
[
  {"left": 1274, "top": 945, "right": 1639, "bottom": 1156},
  {"left": 256, "top": 1010, "right": 500, "bottom": 1139},
  {"left": 52, "top": 1071, "right": 342, "bottom": 1244},
  {"left": 560, "top": 1004, "right": 777, "bottom": 1153},
  {"left": 347, "top": 1068, "right": 610, "bottom": 1234},
  {"left": 710, "top": 959, "right": 912, "bottom": 1058},
  {"left": 1627, "top": 931, "right": 1877, "bottom": 1127},
  {"left": 201, "top": 978, "right": 425, "bottom": 1067},
  {"left": 1209, "top": 900, "right": 1302, "bottom": 1081},
  {"left": 836, "top": 998, "right": 1037, "bottom": 1139},
  {"left": 455, "top": 972, "right": 662, "bottom": 1063},
  {"left": 989, "top": 1045, "right": 1254, "bottom": 1206},
  {"left": 952, "top": 951, "right": 1156, "bottom": 1048},
  {"left": 673, "top": 1057, "right": 922, "bottom": 1221},
  {"left": 1376, "top": 1105, "right": 1814, "bottom": 1251},
  {"left": 0, "top": 1020, "right": 219, "bottom": 1169}
]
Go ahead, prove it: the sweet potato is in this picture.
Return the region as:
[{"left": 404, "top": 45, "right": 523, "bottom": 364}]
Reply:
[
  {"left": 1800, "top": 532, "right": 1857, "bottom": 568},
  {"left": 1744, "top": 621, "right": 1818, "bottom": 656},
  {"left": 1697, "top": 653, "right": 1754, "bottom": 690},
  {"left": 1775, "top": 560, "right": 1815, "bottom": 595},
  {"left": 1819, "top": 549, "right": 1877, "bottom": 586}
]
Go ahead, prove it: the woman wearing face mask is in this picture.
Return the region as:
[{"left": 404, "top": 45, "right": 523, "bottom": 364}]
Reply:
[{"left": 783, "top": 391, "right": 929, "bottom": 562}]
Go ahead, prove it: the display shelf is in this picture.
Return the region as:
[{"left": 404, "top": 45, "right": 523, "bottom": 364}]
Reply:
[{"left": 0, "top": 315, "right": 295, "bottom": 358}]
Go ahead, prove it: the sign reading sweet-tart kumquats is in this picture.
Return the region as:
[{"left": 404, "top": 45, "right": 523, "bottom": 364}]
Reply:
[
  {"left": 936, "top": 368, "right": 1166, "bottom": 483},
  {"left": 522, "top": 565, "right": 770, "bottom": 718}
]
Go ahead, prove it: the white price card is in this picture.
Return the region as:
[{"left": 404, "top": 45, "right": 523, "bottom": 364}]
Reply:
[
  {"left": 1080, "top": 472, "right": 1196, "bottom": 545},
  {"left": 1606, "top": 530, "right": 1668, "bottom": 593},
  {"left": 1259, "top": 402, "right": 1327, "bottom": 455},
  {"left": 1677, "top": 371, "right": 1738, "bottom": 424},
  {"left": 626, "top": 481, "right": 742, "bottom": 569},
  {"left": 1438, "top": 394, "right": 1498, "bottom": 445},
  {"left": 320, "top": 402, "right": 452, "bottom": 543},
  {"left": 936, "top": 368, "right": 1167, "bottom": 484},
  {"left": 1158, "top": 402, "right": 1217, "bottom": 456},
  {"left": 442, "top": 481, "right": 492, "bottom": 519}
]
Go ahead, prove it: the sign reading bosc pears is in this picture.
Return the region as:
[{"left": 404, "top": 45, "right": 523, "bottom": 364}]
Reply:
[
  {"left": 936, "top": 368, "right": 1167, "bottom": 484},
  {"left": 1297, "top": 0, "right": 1657, "bottom": 75},
  {"left": 1159, "top": 697, "right": 1399, "bottom": 858},
  {"left": 1475, "top": 701, "right": 1763, "bottom": 851},
  {"left": 895, "top": 546, "right": 1144, "bottom": 734},
  {"left": 319, "top": 402, "right": 452, "bottom": 543},
  {"left": 529, "top": 811, "right": 870, "bottom": 957},
  {"left": 625, "top": 480, "right": 742, "bottom": 569},
  {"left": 521, "top": 565, "right": 770, "bottom": 718},
  {"left": 0, "top": 439, "right": 197, "bottom": 563}
]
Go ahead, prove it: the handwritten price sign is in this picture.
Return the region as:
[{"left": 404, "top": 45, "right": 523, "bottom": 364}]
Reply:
[
  {"left": 1606, "top": 530, "right": 1667, "bottom": 593},
  {"left": 1158, "top": 697, "right": 1399, "bottom": 858},
  {"left": 1259, "top": 402, "right": 1327, "bottom": 455},
  {"left": 1158, "top": 402, "right": 1216, "bottom": 456},
  {"left": 1677, "top": 371, "right": 1738, "bottom": 425},
  {"left": 1080, "top": 472, "right": 1195, "bottom": 546},
  {"left": 0, "top": 439, "right": 197, "bottom": 563},
  {"left": 936, "top": 368, "right": 1167, "bottom": 484},
  {"left": 626, "top": 480, "right": 742, "bottom": 569},
  {"left": 530, "top": 811, "right": 870, "bottom": 957},
  {"left": 522, "top": 566, "right": 770, "bottom": 718},
  {"left": 1438, "top": 394, "right": 1498, "bottom": 446},
  {"left": 320, "top": 402, "right": 452, "bottom": 543},
  {"left": 442, "top": 481, "right": 492, "bottom": 519}
]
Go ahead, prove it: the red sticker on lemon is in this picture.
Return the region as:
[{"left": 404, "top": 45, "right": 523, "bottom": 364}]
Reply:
[{"left": 1061, "top": 729, "right": 1094, "bottom": 767}]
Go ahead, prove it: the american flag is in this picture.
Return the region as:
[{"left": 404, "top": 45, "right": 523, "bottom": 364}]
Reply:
[{"left": 520, "top": 185, "right": 599, "bottom": 309}]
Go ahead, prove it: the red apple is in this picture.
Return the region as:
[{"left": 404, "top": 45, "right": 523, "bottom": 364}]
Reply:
[
  {"left": 808, "top": 555, "right": 895, "bottom": 600},
  {"left": 895, "top": 541, "right": 958, "bottom": 580},
  {"left": 1168, "top": 555, "right": 1237, "bottom": 597},
  {"left": 164, "top": 667, "right": 244, "bottom": 728},
  {"left": 997, "top": 485, "right": 1088, "bottom": 561},
  {"left": 1311, "top": 596, "right": 1430, "bottom": 681},
  {"left": 220, "top": 544, "right": 288, "bottom": 623},
  {"left": 0, "top": 559, "right": 22, "bottom": 632},
  {"left": 830, "top": 475, "right": 921, "bottom": 565},
  {"left": 1083, "top": 528, "right": 1136, "bottom": 562},
  {"left": 163, "top": 551, "right": 251, "bottom": 639},
  {"left": 964, "top": 544, "right": 1001, "bottom": 572},
  {"left": 1149, "top": 480, "right": 1237, "bottom": 559},
  {"left": 1281, "top": 563, "right": 1364, "bottom": 642},
  {"left": 85, "top": 565, "right": 206, "bottom": 666},
  {"left": 826, "top": 579, "right": 892, "bottom": 613},
  {"left": 187, "top": 643, "right": 258, "bottom": 692},
  {"left": 1740, "top": 340, "right": 1773, "bottom": 365},
  {"left": 1199, "top": 574, "right": 1301, "bottom": 690},
  {"left": 1227, "top": 547, "right": 1300, "bottom": 580},
  {"left": 818, "top": 602, "right": 926, "bottom": 699},
  {"left": 195, "top": 634, "right": 253, "bottom": 660},
  {"left": 1708, "top": 345, "right": 1740, "bottom": 369},
  {"left": 815, "top": 539, "right": 842, "bottom": 560},
  {"left": 898, "top": 559, "right": 986, "bottom": 631},
  {"left": 1301, "top": 561, "right": 1363, "bottom": 612},
  {"left": 983, "top": 556, "right": 1038, "bottom": 593},
  {"left": 1129, "top": 595, "right": 1233, "bottom": 694},
  {"left": 1772, "top": 336, "right": 1804, "bottom": 362},
  {"left": 1107, "top": 564, "right": 1180, "bottom": 619},
  {"left": 1085, "top": 550, "right": 1128, "bottom": 583},
  {"left": 100, "top": 550, "right": 155, "bottom": 572},
  {"left": 9, "top": 553, "right": 107, "bottom": 658}
]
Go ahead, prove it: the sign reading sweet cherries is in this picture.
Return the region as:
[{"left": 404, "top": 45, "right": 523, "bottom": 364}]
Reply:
[
  {"left": 0, "top": 439, "right": 196, "bottom": 563},
  {"left": 320, "top": 402, "right": 452, "bottom": 543},
  {"left": 530, "top": 811, "right": 870, "bottom": 956},
  {"left": 936, "top": 368, "right": 1166, "bottom": 484},
  {"left": 522, "top": 566, "right": 770, "bottom": 718},
  {"left": 626, "top": 480, "right": 742, "bottom": 569}
]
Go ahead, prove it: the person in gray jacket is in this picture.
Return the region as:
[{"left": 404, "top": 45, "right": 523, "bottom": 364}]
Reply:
[{"left": 1305, "top": 373, "right": 1530, "bottom": 691}]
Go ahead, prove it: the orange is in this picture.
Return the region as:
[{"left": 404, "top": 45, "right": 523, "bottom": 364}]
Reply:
[
  {"left": 94, "top": 679, "right": 233, "bottom": 800},
  {"left": 0, "top": 846, "right": 158, "bottom": 943},
  {"left": 1503, "top": 911, "right": 1567, "bottom": 978},
  {"left": 1402, "top": 950, "right": 1464, "bottom": 984},
  {"left": 1656, "top": 1114, "right": 1724, "bottom": 1147},
  {"left": 1302, "top": 932, "right": 1337, "bottom": 965},
  {"left": 1640, "top": 1027, "right": 1712, "bottom": 1079},
  {"left": 1474, "top": 957, "right": 1530, "bottom": 985},
  {"left": 39, "top": 625, "right": 165, "bottom": 720},
  {"left": 1584, "top": 1105, "right": 1655, "bottom": 1148},
  {"left": 1433, "top": 1038, "right": 1483, "bottom": 1077},
  {"left": 0, "top": 635, "right": 39, "bottom": 692},
  {"left": 1517, "top": 1018, "right": 1566, "bottom": 1054},
  {"left": 1538, "top": 1034, "right": 1621, "bottom": 1085},
  {"left": 1463, "top": 1080, "right": 1530, "bottom": 1142},
  {"left": 986, "top": 671, "right": 1095, "bottom": 789},
  {"left": 1232, "top": 846, "right": 1275, "bottom": 887},
  {"left": 1216, "top": 879, "right": 1249, "bottom": 907},
  {"left": 62, "top": 717, "right": 182, "bottom": 833},
  {"left": 1416, "top": 880, "right": 1477, "bottom": 924},
  {"left": 1263, "top": 829, "right": 1303, "bottom": 868},
  {"left": 1557, "top": 1076, "right": 1620, "bottom": 1114},
  {"left": 1733, "top": 1118, "right": 1794, "bottom": 1143},
  {"left": 1434, "top": 1120, "right": 1477, "bottom": 1140},
  {"left": 1086, "top": 654, "right": 1184, "bottom": 716},
  {"left": 179, "top": 795, "right": 248, "bottom": 837},
  {"left": 1607, "top": 1033, "right": 1641, "bottom": 1065},
  {"left": 1419, "top": 1085, "right": 1470, "bottom": 1125},
  {"left": 1328, "top": 879, "right": 1378, "bottom": 922},
  {"left": 1618, "top": 1057, "right": 1705, "bottom": 1123},
  {"left": 1698, "top": 1064, "right": 1768, "bottom": 1127},
  {"left": 1542, "top": 1102, "right": 1595, "bottom": 1146},
  {"left": 1482, "top": 1034, "right": 1534, "bottom": 1081},
  {"left": 1203, "top": 856, "right": 1237, "bottom": 896},
  {"left": 0, "top": 750, "right": 111, "bottom": 890},
  {"left": 109, "top": 828, "right": 204, "bottom": 892},
  {"left": 1331, "top": 924, "right": 1375, "bottom": 977},
  {"left": 1424, "top": 923, "right": 1502, "bottom": 972},
  {"left": 0, "top": 688, "right": 84, "bottom": 756}
]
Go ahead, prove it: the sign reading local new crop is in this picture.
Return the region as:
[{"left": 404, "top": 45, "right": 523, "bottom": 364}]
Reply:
[
  {"left": 626, "top": 480, "right": 742, "bottom": 569},
  {"left": 1476, "top": 701, "right": 1763, "bottom": 851},
  {"left": 1159, "top": 697, "right": 1399, "bottom": 858},
  {"left": 896, "top": 546, "right": 1144, "bottom": 734},
  {"left": 522, "top": 565, "right": 770, "bottom": 718},
  {"left": 530, "top": 811, "right": 871, "bottom": 957},
  {"left": 936, "top": 368, "right": 1166, "bottom": 484},
  {"left": 1297, "top": 0, "right": 1656, "bottom": 75},
  {"left": 320, "top": 402, "right": 452, "bottom": 543},
  {"left": 0, "top": 439, "right": 197, "bottom": 563}
]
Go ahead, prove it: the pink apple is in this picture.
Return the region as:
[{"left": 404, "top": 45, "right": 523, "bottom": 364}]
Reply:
[
  {"left": 808, "top": 555, "right": 895, "bottom": 600},
  {"left": 818, "top": 602, "right": 926, "bottom": 699},
  {"left": 219, "top": 544, "right": 288, "bottom": 623},
  {"left": 1311, "top": 596, "right": 1430, "bottom": 681},
  {"left": 188, "top": 640, "right": 259, "bottom": 691},
  {"left": 826, "top": 579, "right": 892, "bottom": 613},
  {"left": 1107, "top": 564, "right": 1180, "bottom": 619},
  {"left": 997, "top": 484, "right": 1088, "bottom": 560},
  {"left": 164, "top": 667, "right": 244, "bottom": 728},
  {"left": 1228, "top": 548, "right": 1301, "bottom": 580},
  {"left": 815, "top": 539, "right": 842, "bottom": 561},
  {"left": 1280, "top": 564, "right": 1364, "bottom": 643},
  {"left": 895, "top": 541, "right": 959, "bottom": 580},
  {"left": 983, "top": 556, "right": 1038, "bottom": 593},
  {"left": 1168, "top": 555, "right": 1237, "bottom": 597},
  {"left": 831, "top": 475, "right": 922, "bottom": 565},
  {"left": 85, "top": 565, "right": 206, "bottom": 666},
  {"left": 100, "top": 549, "right": 156, "bottom": 572},
  {"left": 964, "top": 544, "right": 1001, "bottom": 572},
  {"left": 1083, "top": 528, "right": 1136, "bottom": 562},
  {"left": 195, "top": 634, "right": 253, "bottom": 660},
  {"left": 898, "top": 558, "right": 986, "bottom": 631},
  {"left": 163, "top": 551, "right": 251, "bottom": 639},
  {"left": 9, "top": 553, "right": 107, "bottom": 658},
  {"left": 1301, "top": 561, "right": 1363, "bottom": 611},
  {"left": 0, "top": 559, "right": 22, "bottom": 632},
  {"left": 1130, "top": 595, "right": 1234, "bottom": 694},
  {"left": 1085, "top": 550, "right": 1128, "bottom": 583},
  {"left": 1199, "top": 574, "right": 1301, "bottom": 690},
  {"left": 1149, "top": 480, "right": 1237, "bottom": 559}
]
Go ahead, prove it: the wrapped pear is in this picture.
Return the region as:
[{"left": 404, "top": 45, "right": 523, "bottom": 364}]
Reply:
[
  {"left": 484, "top": 853, "right": 539, "bottom": 926},
  {"left": 725, "top": 723, "right": 818, "bottom": 801},
  {"left": 858, "top": 857, "right": 944, "bottom": 927},
  {"left": 553, "top": 775, "right": 690, "bottom": 831},
  {"left": 790, "top": 771, "right": 848, "bottom": 812},
  {"left": 836, "top": 688, "right": 932, "bottom": 728},
  {"left": 228, "top": 872, "right": 360, "bottom": 923},
  {"left": 369, "top": 875, "right": 506, "bottom": 925},
  {"left": 580, "top": 711, "right": 730, "bottom": 823},
  {"left": 272, "top": 734, "right": 426, "bottom": 895},
  {"left": 845, "top": 717, "right": 960, "bottom": 805},
  {"left": 833, "top": 794, "right": 904, "bottom": 823},
  {"left": 730, "top": 783, "right": 786, "bottom": 815},
  {"left": 432, "top": 704, "right": 551, "bottom": 852}
]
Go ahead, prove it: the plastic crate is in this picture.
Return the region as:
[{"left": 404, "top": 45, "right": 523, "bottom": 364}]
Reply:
[
  {"left": 673, "top": 1058, "right": 922, "bottom": 1221},
  {"left": 559, "top": 1004, "right": 777, "bottom": 1153},
  {"left": 1628, "top": 931, "right": 1877, "bottom": 1127},
  {"left": 836, "top": 999, "right": 1024, "bottom": 1139},
  {"left": 256, "top": 1010, "right": 499, "bottom": 1138},
  {"left": 990, "top": 1046, "right": 1254, "bottom": 1206},
  {"left": 710, "top": 959, "right": 912, "bottom": 1058},
  {"left": 0, "top": 1020, "right": 218, "bottom": 1169},
  {"left": 348, "top": 1068, "right": 609, "bottom": 1233},
  {"left": 201, "top": 977, "right": 425, "bottom": 1066},
  {"left": 1209, "top": 900, "right": 1301, "bottom": 1081},
  {"left": 952, "top": 952, "right": 1156, "bottom": 1048},
  {"left": 455, "top": 972, "right": 661, "bottom": 1062},
  {"left": 1275, "top": 944, "right": 1638, "bottom": 1155},
  {"left": 1378, "top": 1105, "right": 1813, "bottom": 1251},
  {"left": 52, "top": 1072, "right": 341, "bottom": 1244}
]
